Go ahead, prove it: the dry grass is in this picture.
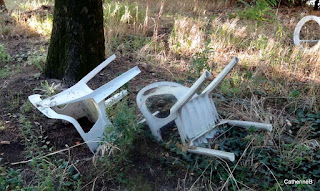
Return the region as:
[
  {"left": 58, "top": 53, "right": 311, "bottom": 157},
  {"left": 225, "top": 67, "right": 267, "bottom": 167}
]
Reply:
[
  {"left": 169, "top": 16, "right": 207, "bottom": 55},
  {"left": 6, "top": 0, "right": 53, "bottom": 11},
  {"left": 0, "top": 0, "right": 53, "bottom": 38}
]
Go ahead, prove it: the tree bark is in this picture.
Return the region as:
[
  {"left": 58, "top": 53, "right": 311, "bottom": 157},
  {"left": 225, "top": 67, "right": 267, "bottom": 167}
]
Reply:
[
  {"left": 0, "top": 0, "right": 7, "bottom": 12},
  {"left": 315, "top": 0, "right": 319, "bottom": 10},
  {"left": 45, "top": 0, "right": 105, "bottom": 86}
]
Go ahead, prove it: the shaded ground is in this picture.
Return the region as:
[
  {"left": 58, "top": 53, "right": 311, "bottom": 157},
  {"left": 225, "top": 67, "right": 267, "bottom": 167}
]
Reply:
[{"left": 0, "top": 32, "right": 188, "bottom": 190}]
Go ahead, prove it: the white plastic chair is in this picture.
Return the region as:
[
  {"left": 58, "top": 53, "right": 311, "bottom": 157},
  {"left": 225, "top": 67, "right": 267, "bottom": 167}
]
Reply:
[
  {"left": 137, "top": 57, "right": 272, "bottom": 161},
  {"left": 294, "top": 15, "right": 320, "bottom": 49},
  {"left": 29, "top": 55, "right": 141, "bottom": 153}
]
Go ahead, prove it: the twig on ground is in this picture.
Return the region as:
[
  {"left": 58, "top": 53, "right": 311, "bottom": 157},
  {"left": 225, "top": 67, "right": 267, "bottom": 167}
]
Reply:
[
  {"left": 260, "top": 162, "right": 283, "bottom": 191},
  {"left": 11, "top": 140, "right": 103, "bottom": 165},
  {"left": 220, "top": 137, "right": 255, "bottom": 190}
]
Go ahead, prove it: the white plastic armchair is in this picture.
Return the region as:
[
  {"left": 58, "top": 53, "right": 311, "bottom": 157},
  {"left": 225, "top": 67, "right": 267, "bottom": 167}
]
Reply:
[
  {"left": 294, "top": 15, "right": 320, "bottom": 49},
  {"left": 29, "top": 55, "right": 141, "bottom": 153},
  {"left": 137, "top": 57, "right": 272, "bottom": 161}
]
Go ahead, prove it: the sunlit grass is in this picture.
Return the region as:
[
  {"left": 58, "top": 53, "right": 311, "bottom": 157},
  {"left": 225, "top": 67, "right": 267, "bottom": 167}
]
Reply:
[
  {"left": 10, "top": 12, "right": 53, "bottom": 38},
  {"left": 0, "top": 0, "right": 53, "bottom": 38},
  {"left": 103, "top": 1, "right": 146, "bottom": 55},
  {"left": 169, "top": 16, "right": 207, "bottom": 55},
  {"left": 6, "top": 0, "right": 53, "bottom": 11}
]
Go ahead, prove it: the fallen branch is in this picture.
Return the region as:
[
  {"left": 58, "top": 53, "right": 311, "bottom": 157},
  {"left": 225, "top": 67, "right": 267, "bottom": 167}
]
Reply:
[{"left": 11, "top": 140, "right": 108, "bottom": 165}]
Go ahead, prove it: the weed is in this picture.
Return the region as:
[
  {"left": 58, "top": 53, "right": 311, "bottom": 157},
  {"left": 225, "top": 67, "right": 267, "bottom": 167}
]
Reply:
[
  {"left": 95, "top": 98, "right": 142, "bottom": 184},
  {"left": 27, "top": 54, "right": 46, "bottom": 71},
  {"left": 18, "top": 115, "right": 81, "bottom": 190},
  {"left": 0, "top": 161, "right": 23, "bottom": 190},
  {"left": 19, "top": 115, "right": 43, "bottom": 157},
  {"left": 237, "top": 0, "right": 278, "bottom": 21},
  {"left": 0, "top": 121, "right": 4, "bottom": 130},
  {"left": 7, "top": 91, "right": 21, "bottom": 110},
  {"left": 104, "top": 98, "right": 141, "bottom": 157},
  {"left": 20, "top": 100, "right": 34, "bottom": 114},
  {"left": 250, "top": 34, "right": 269, "bottom": 51},
  {"left": 0, "top": 66, "right": 10, "bottom": 78},
  {"left": 34, "top": 80, "right": 60, "bottom": 97},
  {"left": 189, "top": 49, "right": 213, "bottom": 77},
  {"left": 109, "top": 35, "right": 151, "bottom": 55},
  {"left": 0, "top": 44, "right": 12, "bottom": 63}
]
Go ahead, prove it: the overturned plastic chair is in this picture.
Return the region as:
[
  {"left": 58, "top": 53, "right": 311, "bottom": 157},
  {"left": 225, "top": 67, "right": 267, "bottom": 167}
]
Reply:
[
  {"left": 29, "top": 55, "right": 141, "bottom": 153},
  {"left": 137, "top": 57, "right": 272, "bottom": 161},
  {"left": 294, "top": 15, "right": 320, "bottom": 49}
]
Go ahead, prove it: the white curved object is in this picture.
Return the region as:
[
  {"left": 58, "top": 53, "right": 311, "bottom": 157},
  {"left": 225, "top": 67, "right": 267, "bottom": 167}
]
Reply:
[
  {"left": 136, "top": 81, "right": 192, "bottom": 140},
  {"left": 294, "top": 15, "right": 320, "bottom": 48},
  {"left": 29, "top": 55, "right": 141, "bottom": 153},
  {"left": 137, "top": 57, "right": 273, "bottom": 162}
]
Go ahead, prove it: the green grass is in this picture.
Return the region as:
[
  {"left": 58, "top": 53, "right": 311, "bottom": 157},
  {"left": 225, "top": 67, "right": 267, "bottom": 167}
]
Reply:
[
  {"left": 0, "top": 67, "right": 10, "bottom": 78},
  {"left": 236, "top": 0, "right": 278, "bottom": 21},
  {"left": 0, "top": 44, "right": 12, "bottom": 63}
]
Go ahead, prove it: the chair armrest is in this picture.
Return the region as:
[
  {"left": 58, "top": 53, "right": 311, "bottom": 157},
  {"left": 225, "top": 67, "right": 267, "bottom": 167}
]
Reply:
[
  {"left": 170, "top": 70, "right": 211, "bottom": 114},
  {"left": 74, "top": 66, "right": 141, "bottom": 104},
  {"left": 201, "top": 57, "right": 238, "bottom": 94},
  {"left": 105, "top": 89, "right": 128, "bottom": 107},
  {"left": 28, "top": 94, "right": 86, "bottom": 136},
  {"left": 78, "top": 54, "right": 116, "bottom": 84}
]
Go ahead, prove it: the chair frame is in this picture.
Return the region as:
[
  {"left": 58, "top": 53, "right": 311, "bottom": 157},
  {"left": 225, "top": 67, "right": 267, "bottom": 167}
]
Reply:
[
  {"left": 137, "top": 57, "right": 272, "bottom": 161},
  {"left": 29, "top": 55, "right": 141, "bottom": 153},
  {"left": 294, "top": 15, "right": 320, "bottom": 49}
]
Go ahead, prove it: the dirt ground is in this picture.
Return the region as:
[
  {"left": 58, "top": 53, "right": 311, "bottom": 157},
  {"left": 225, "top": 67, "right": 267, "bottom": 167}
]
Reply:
[{"left": 0, "top": 29, "right": 190, "bottom": 189}]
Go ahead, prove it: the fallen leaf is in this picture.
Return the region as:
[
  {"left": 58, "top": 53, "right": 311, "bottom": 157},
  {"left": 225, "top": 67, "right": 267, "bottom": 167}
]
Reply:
[{"left": 1, "top": 141, "right": 10, "bottom": 145}]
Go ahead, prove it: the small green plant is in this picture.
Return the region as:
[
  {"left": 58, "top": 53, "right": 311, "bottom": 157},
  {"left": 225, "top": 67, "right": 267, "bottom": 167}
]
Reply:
[
  {"left": 20, "top": 101, "right": 33, "bottom": 114},
  {"left": 96, "top": 98, "right": 142, "bottom": 184},
  {"left": 0, "top": 44, "right": 12, "bottom": 63},
  {"left": 104, "top": 98, "right": 141, "bottom": 157},
  {"left": 28, "top": 54, "right": 46, "bottom": 71},
  {"left": 189, "top": 49, "right": 213, "bottom": 77},
  {"left": 110, "top": 35, "right": 151, "bottom": 54},
  {"left": 18, "top": 115, "right": 81, "bottom": 190},
  {"left": 0, "top": 66, "right": 10, "bottom": 78},
  {"left": 0, "top": 161, "right": 23, "bottom": 191},
  {"left": 237, "top": 0, "right": 278, "bottom": 21},
  {"left": 34, "top": 80, "right": 60, "bottom": 96},
  {"left": 251, "top": 35, "right": 268, "bottom": 51},
  {"left": 19, "top": 115, "right": 43, "bottom": 157},
  {"left": 0, "top": 121, "right": 4, "bottom": 130},
  {"left": 8, "top": 91, "right": 21, "bottom": 110}
]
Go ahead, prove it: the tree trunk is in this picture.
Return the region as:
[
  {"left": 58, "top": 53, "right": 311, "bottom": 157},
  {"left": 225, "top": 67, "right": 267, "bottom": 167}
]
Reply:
[
  {"left": 0, "top": 0, "right": 7, "bottom": 12},
  {"left": 315, "top": 0, "right": 319, "bottom": 10},
  {"left": 45, "top": 0, "right": 105, "bottom": 86}
]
